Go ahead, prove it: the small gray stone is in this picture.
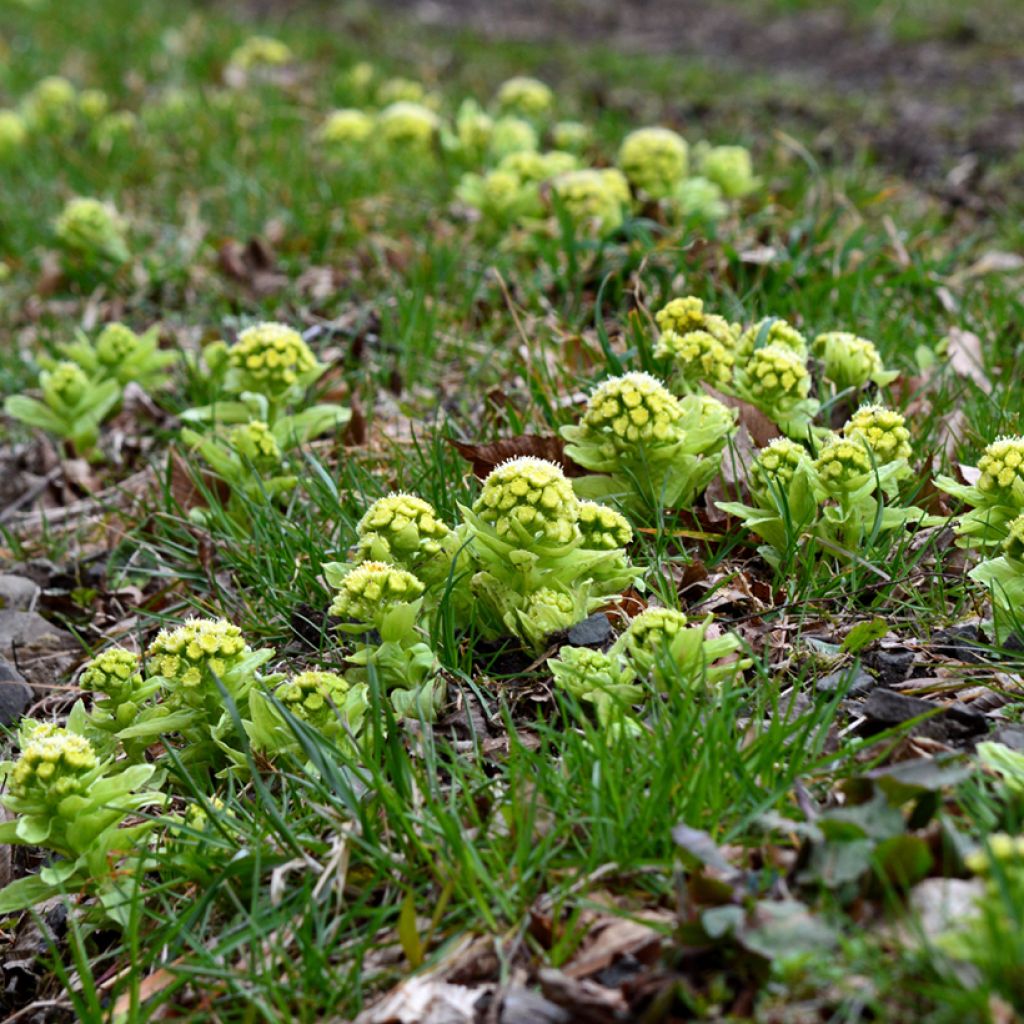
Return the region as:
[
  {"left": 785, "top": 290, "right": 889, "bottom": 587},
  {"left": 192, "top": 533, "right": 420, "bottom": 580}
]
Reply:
[
  {"left": 0, "top": 574, "right": 40, "bottom": 612},
  {"left": 863, "top": 647, "right": 915, "bottom": 687},
  {"left": 0, "top": 610, "right": 73, "bottom": 655},
  {"left": 989, "top": 725, "right": 1024, "bottom": 752},
  {"left": 0, "top": 659, "right": 33, "bottom": 725},
  {"left": 566, "top": 613, "right": 612, "bottom": 648},
  {"left": 816, "top": 667, "right": 876, "bottom": 697}
]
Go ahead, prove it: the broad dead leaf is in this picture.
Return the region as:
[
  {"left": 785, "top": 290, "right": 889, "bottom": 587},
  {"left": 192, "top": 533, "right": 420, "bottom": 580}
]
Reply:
[
  {"left": 354, "top": 974, "right": 484, "bottom": 1024},
  {"left": 944, "top": 328, "right": 991, "bottom": 394},
  {"left": 702, "top": 386, "right": 781, "bottom": 448},
  {"left": 450, "top": 435, "right": 586, "bottom": 479}
]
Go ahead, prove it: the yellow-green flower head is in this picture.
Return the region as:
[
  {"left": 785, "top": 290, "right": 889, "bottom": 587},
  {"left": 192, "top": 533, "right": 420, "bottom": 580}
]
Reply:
[
  {"left": 95, "top": 322, "right": 139, "bottom": 366},
  {"left": 655, "top": 296, "right": 705, "bottom": 336},
  {"left": 228, "top": 322, "right": 318, "bottom": 396},
  {"left": 842, "top": 405, "right": 911, "bottom": 465},
  {"left": 473, "top": 457, "right": 579, "bottom": 546},
  {"left": 740, "top": 344, "right": 810, "bottom": 408},
  {"left": 549, "top": 646, "right": 634, "bottom": 702},
  {"left": 655, "top": 328, "right": 734, "bottom": 388},
  {"left": 274, "top": 670, "right": 352, "bottom": 729},
  {"left": 620, "top": 607, "right": 688, "bottom": 657},
  {"left": 675, "top": 176, "right": 727, "bottom": 221},
  {"left": 700, "top": 145, "right": 758, "bottom": 199},
  {"left": 453, "top": 99, "right": 493, "bottom": 153},
  {"left": 523, "top": 587, "right": 578, "bottom": 635},
  {"left": 489, "top": 116, "right": 538, "bottom": 159},
  {"left": 813, "top": 435, "right": 874, "bottom": 495},
  {"left": 551, "top": 168, "right": 629, "bottom": 234},
  {"left": 738, "top": 318, "right": 808, "bottom": 361},
  {"left": 552, "top": 120, "right": 589, "bottom": 151},
  {"left": 751, "top": 437, "right": 811, "bottom": 493},
  {"left": 976, "top": 437, "right": 1024, "bottom": 501},
  {"left": 0, "top": 110, "right": 28, "bottom": 160},
  {"left": 54, "top": 197, "right": 129, "bottom": 265},
  {"left": 228, "top": 35, "right": 293, "bottom": 70},
  {"left": 10, "top": 727, "right": 98, "bottom": 808},
  {"left": 79, "top": 647, "right": 142, "bottom": 704},
  {"left": 692, "top": 393, "right": 738, "bottom": 438},
  {"left": 78, "top": 88, "right": 109, "bottom": 121},
  {"left": 500, "top": 148, "right": 577, "bottom": 184},
  {"left": 582, "top": 372, "right": 684, "bottom": 448},
  {"left": 815, "top": 331, "right": 885, "bottom": 389},
  {"left": 964, "top": 833, "right": 1024, "bottom": 875},
  {"left": 344, "top": 61, "right": 376, "bottom": 96},
  {"left": 476, "top": 168, "right": 526, "bottom": 218},
  {"left": 495, "top": 76, "right": 554, "bottom": 118},
  {"left": 618, "top": 127, "right": 688, "bottom": 200},
  {"left": 44, "top": 361, "right": 90, "bottom": 408},
  {"left": 377, "top": 77, "right": 426, "bottom": 105},
  {"left": 1001, "top": 514, "right": 1024, "bottom": 564},
  {"left": 93, "top": 111, "right": 139, "bottom": 148},
  {"left": 376, "top": 101, "right": 439, "bottom": 149},
  {"left": 145, "top": 617, "right": 250, "bottom": 691},
  {"left": 229, "top": 420, "right": 282, "bottom": 471},
  {"left": 577, "top": 501, "right": 632, "bottom": 550},
  {"left": 21, "top": 76, "right": 77, "bottom": 131},
  {"left": 328, "top": 562, "right": 425, "bottom": 623},
  {"left": 356, "top": 493, "right": 450, "bottom": 563}
]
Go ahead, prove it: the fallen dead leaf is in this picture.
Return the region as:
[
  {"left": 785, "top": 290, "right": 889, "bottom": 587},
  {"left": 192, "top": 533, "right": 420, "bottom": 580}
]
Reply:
[
  {"left": 450, "top": 436, "right": 586, "bottom": 479},
  {"left": 944, "top": 328, "right": 991, "bottom": 394}
]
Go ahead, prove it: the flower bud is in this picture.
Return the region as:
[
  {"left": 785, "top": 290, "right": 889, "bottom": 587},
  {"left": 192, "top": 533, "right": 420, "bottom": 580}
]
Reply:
[
  {"left": 618, "top": 606, "right": 688, "bottom": 659},
  {"left": 78, "top": 89, "right": 109, "bottom": 121},
  {"left": 842, "top": 405, "right": 911, "bottom": 465},
  {"left": 674, "top": 177, "right": 727, "bottom": 220},
  {"left": 54, "top": 197, "right": 129, "bottom": 265},
  {"left": 473, "top": 457, "right": 579, "bottom": 546},
  {"left": 43, "top": 361, "right": 90, "bottom": 409},
  {"left": 227, "top": 322, "right": 318, "bottom": 397},
  {"left": 273, "top": 670, "right": 354, "bottom": 730},
  {"left": 977, "top": 437, "right": 1024, "bottom": 503},
  {"left": 228, "top": 35, "right": 293, "bottom": 71},
  {"left": 751, "top": 437, "right": 812, "bottom": 494},
  {"left": 581, "top": 372, "right": 684, "bottom": 449},
  {"left": 328, "top": 562, "right": 425, "bottom": 624},
  {"left": 700, "top": 145, "right": 758, "bottom": 199},
  {"left": 489, "top": 116, "right": 538, "bottom": 159},
  {"left": 145, "top": 617, "right": 250, "bottom": 693},
  {"left": 9, "top": 727, "right": 98, "bottom": 811},
  {"left": 356, "top": 493, "right": 450, "bottom": 565},
  {"left": 815, "top": 331, "right": 891, "bottom": 389},
  {"left": 0, "top": 110, "right": 28, "bottom": 161},
  {"left": 737, "top": 343, "right": 810, "bottom": 409},
  {"left": 618, "top": 127, "right": 688, "bottom": 200},
  {"left": 228, "top": 420, "right": 282, "bottom": 471},
  {"left": 376, "top": 102, "right": 439, "bottom": 150},
  {"left": 655, "top": 328, "right": 735, "bottom": 388},
  {"left": 1002, "top": 514, "right": 1024, "bottom": 564},
  {"left": 552, "top": 120, "right": 589, "bottom": 152},
  {"left": 495, "top": 76, "right": 554, "bottom": 118},
  {"left": 813, "top": 436, "right": 874, "bottom": 497},
  {"left": 377, "top": 77, "right": 426, "bottom": 105},
  {"left": 737, "top": 318, "right": 807, "bottom": 361},
  {"left": 317, "top": 108, "right": 373, "bottom": 147},
  {"left": 21, "top": 76, "right": 77, "bottom": 133},
  {"left": 551, "top": 168, "right": 629, "bottom": 234},
  {"left": 95, "top": 322, "right": 140, "bottom": 367},
  {"left": 80, "top": 648, "right": 143, "bottom": 706},
  {"left": 577, "top": 501, "right": 632, "bottom": 550}
]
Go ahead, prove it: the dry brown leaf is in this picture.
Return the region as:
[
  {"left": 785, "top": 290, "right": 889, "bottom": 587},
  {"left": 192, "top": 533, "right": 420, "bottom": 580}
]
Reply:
[
  {"left": 944, "top": 328, "right": 991, "bottom": 394},
  {"left": 702, "top": 385, "right": 781, "bottom": 448},
  {"left": 449, "top": 436, "right": 587, "bottom": 479},
  {"left": 561, "top": 911, "right": 672, "bottom": 980},
  {"left": 353, "top": 974, "right": 485, "bottom": 1024}
]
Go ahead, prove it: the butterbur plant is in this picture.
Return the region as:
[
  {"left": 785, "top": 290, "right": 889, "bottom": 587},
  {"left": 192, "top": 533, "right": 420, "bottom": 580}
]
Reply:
[
  {"left": 0, "top": 721, "right": 165, "bottom": 919},
  {"left": 618, "top": 126, "right": 688, "bottom": 201},
  {"left": 248, "top": 670, "right": 369, "bottom": 758},
  {"left": 4, "top": 359, "right": 120, "bottom": 456},
  {"left": 968, "top": 514, "right": 1024, "bottom": 639},
  {"left": 813, "top": 332, "right": 897, "bottom": 391},
  {"left": 59, "top": 321, "right": 179, "bottom": 390},
  {"left": 937, "top": 436, "right": 1024, "bottom": 551},
  {"left": 325, "top": 561, "right": 444, "bottom": 720},
  {"left": 561, "top": 372, "right": 736, "bottom": 518},
  {"left": 183, "top": 321, "right": 349, "bottom": 445},
  {"left": 548, "top": 646, "right": 642, "bottom": 727},
  {"left": 733, "top": 343, "right": 818, "bottom": 437},
  {"left": 456, "top": 457, "right": 641, "bottom": 650},
  {"left": 54, "top": 196, "right": 130, "bottom": 271}
]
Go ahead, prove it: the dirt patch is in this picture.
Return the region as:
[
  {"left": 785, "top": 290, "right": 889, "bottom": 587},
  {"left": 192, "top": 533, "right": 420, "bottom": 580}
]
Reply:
[{"left": 384, "top": 0, "right": 1024, "bottom": 181}]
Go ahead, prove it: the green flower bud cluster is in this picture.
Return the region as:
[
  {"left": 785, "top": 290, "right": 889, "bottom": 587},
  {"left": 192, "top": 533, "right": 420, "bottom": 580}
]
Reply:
[
  {"left": 78, "top": 89, "right": 109, "bottom": 121},
  {"left": 552, "top": 120, "right": 589, "bottom": 151},
  {"left": 616, "top": 606, "right": 688, "bottom": 661},
  {"left": 580, "top": 372, "right": 684, "bottom": 449},
  {"left": 577, "top": 501, "right": 632, "bottom": 550},
  {"left": 978, "top": 437, "right": 1024, "bottom": 502},
  {"left": 377, "top": 77, "right": 427, "bottom": 105},
  {"left": 1002, "top": 515, "right": 1024, "bottom": 564},
  {"left": 45, "top": 361, "right": 90, "bottom": 408},
  {"left": 8, "top": 726, "right": 99, "bottom": 812},
  {"left": 273, "top": 671, "right": 355, "bottom": 730},
  {"left": 472, "top": 456, "right": 579, "bottom": 546},
  {"left": 698, "top": 145, "right": 759, "bottom": 199},
  {"left": 548, "top": 646, "right": 641, "bottom": 726},
  {"left": 814, "top": 332, "right": 896, "bottom": 389},
  {"left": 80, "top": 648, "right": 143, "bottom": 707},
  {"left": 842, "top": 405, "right": 911, "bottom": 465},
  {"left": 812, "top": 436, "right": 874, "bottom": 497},
  {"left": 318, "top": 108, "right": 374, "bottom": 147},
  {"left": 674, "top": 176, "right": 727, "bottom": 220},
  {"left": 146, "top": 617, "right": 250, "bottom": 695},
  {"left": 750, "top": 437, "right": 812, "bottom": 495},
  {"left": 355, "top": 492, "right": 452, "bottom": 576},
  {"left": 54, "top": 197, "right": 129, "bottom": 266},
  {"left": 20, "top": 76, "right": 77, "bottom": 133},
  {"left": 737, "top": 318, "right": 807, "bottom": 361},
  {"left": 551, "top": 168, "right": 630, "bottom": 235},
  {"left": 733, "top": 343, "right": 813, "bottom": 432},
  {"left": 655, "top": 327, "right": 735, "bottom": 389},
  {"left": 376, "top": 102, "right": 439, "bottom": 150},
  {"left": 965, "top": 833, "right": 1024, "bottom": 877},
  {"left": 495, "top": 76, "right": 554, "bottom": 118},
  {"left": 618, "top": 127, "right": 688, "bottom": 200},
  {"left": 95, "top": 323, "right": 139, "bottom": 365},
  {"left": 227, "top": 322, "right": 319, "bottom": 397},
  {"left": 328, "top": 561, "right": 426, "bottom": 627},
  {"left": 228, "top": 420, "right": 282, "bottom": 471},
  {"left": 488, "top": 116, "right": 538, "bottom": 159},
  {"left": 228, "top": 35, "right": 293, "bottom": 71},
  {"left": 0, "top": 110, "right": 28, "bottom": 161}
]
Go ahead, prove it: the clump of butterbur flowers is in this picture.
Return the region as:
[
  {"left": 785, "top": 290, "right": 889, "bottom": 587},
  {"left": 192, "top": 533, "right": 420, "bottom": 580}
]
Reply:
[
  {"left": 54, "top": 196, "right": 129, "bottom": 271},
  {"left": 323, "top": 459, "right": 641, "bottom": 719},
  {"left": 548, "top": 605, "right": 748, "bottom": 736},
  {"left": 717, "top": 406, "right": 928, "bottom": 569},
  {"left": 561, "top": 370, "right": 736, "bottom": 519}
]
